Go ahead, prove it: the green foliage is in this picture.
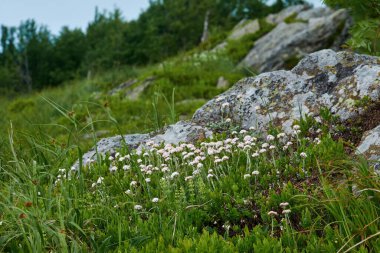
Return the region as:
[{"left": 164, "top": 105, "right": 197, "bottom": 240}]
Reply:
[
  {"left": 1, "top": 114, "right": 380, "bottom": 252},
  {"left": 283, "top": 13, "right": 307, "bottom": 24},
  {"left": 224, "top": 19, "right": 275, "bottom": 64},
  {"left": 283, "top": 55, "right": 301, "bottom": 69},
  {"left": 324, "top": 0, "right": 380, "bottom": 55},
  {"left": 0, "top": 0, "right": 295, "bottom": 94}
]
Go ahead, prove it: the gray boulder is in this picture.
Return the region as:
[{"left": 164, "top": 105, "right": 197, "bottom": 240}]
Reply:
[
  {"left": 265, "top": 4, "right": 309, "bottom": 24},
  {"left": 109, "top": 79, "right": 137, "bottom": 95},
  {"left": 192, "top": 49, "right": 380, "bottom": 133},
  {"left": 357, "top": 125, "right": 380, "bottom": 161},
  {"left": 228, "top": 19, "right": 260, "bottom": 40},
  {"left": 126, "top": 76, "right": 156, "bottom": 100},
  {"left": 73, "top": 134, "right": 149, "bottom": 169},
  {"left": 74, "top": 121, "right": 212, "bottom": 169},
  {"left": 240, "top": 8, "right": 349, "bottom": 72}
]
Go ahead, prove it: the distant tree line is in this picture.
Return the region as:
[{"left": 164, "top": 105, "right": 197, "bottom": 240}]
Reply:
[{"left": 0, "top": 0, "right": 303, "bottom": 94}]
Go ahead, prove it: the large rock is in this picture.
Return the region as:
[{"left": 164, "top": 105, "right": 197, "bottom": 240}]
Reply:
[
  {"left": 213, "top": 19, "right": 260, "bottom": 51},
  {"left": 265, "top": 4, "right": 309, "bottom": 24},
  {"left": 228, "top": 19, "right": 260, "bottom": 40},
  {"left": 109, "top": 79, "right": 137, "bottom": 95},
  {"left": 73, "top": 134, "right": 149, "bottom": 169},
  {"left": 193, "top": 49, "right": 380, "bottom": 133},
  {"left": 357, "top": 125, "right": 380, "bottom": 161},
  {"left": 240, "top": 8, "right": 349, "bottom": 72},
  {"left": 126, "top": 76, "right": 156, "bottom": 100},
  {"left": 74, "top": 121, "right": 212, "bottom": 169}
]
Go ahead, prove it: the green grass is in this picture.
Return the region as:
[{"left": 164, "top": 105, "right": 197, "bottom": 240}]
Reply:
[
  {"left": 1, "top": 118, "right": 380, "bottom": 252},
  {"left": 1, "top": 15, "right": 380, "bottom": 252}
]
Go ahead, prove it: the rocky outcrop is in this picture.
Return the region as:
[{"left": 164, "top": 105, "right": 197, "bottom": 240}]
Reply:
[
  {"left": 193, "top": 49, "right": 380, "bottom": 133},
  {"left": 109, "top": 79, "right": 137, "bottom": 95},
  {"left": 213, "top": 19, "right": 261, "bottom": 51},
  {"left": 76, "top": 50, "right": 380, "bottom": 168},
  {"left": 108, "top": 77, "right": 156, "bottom": 100},
  {"left": 265, "top": 4, "right": 309, "bottom": 24},
  {"left": 240, "top": 8, "right": 349, "bottom": 73},
  {"left": 126, "top": 77, "right": 156, "bottom": 100},
  {"left": 73, "top": 133, "right": 149, "bottom": 169},
  {"left": 74, "top": 121, "right": 212, "bottom": 169},
  {"left": 357, "top": 126, "right": 380, "bottom": 160},
  {"left": 229, "top": 19, "right": 260, "bottom": 40}
]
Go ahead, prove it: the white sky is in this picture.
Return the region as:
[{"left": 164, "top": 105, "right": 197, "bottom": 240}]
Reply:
[
  {"left": 0, "top": 0, "right": 324, "bottom": 35},
  {"left": 0, "top": 0, "right": 150, "bottom": 35}
]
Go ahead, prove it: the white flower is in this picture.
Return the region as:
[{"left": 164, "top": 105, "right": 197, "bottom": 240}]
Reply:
[
  {"left": 221, "top": 102, "right": 230, "bottom": 108},
  {"left": 269, "top": 145, "right": 276, "bottom": 150},
  {"left": 145, "top": 178, "right": 151, "bottom": 183},
  {"left": 244, "top": 174, "right": 251, "bottom": 179},
  {"left": 109, "top": 166, "right": 118, "bottom": 172},
  {"left": 262, "top": 143, "right": 269, "bottom": 148},
  {"left": 282, "top": 209, "right": 291, "bottom": 214},
  {"left": 125, "top": 189, "right": 132, "bottom": 195},
  {"left": 252, "top": 152, "right": 259, "bottom": 158},
  {"left": 268, "top": 211, "right": 278, "bottom": 216},
  {"left": 170, "top": 172, "right": 179, "bottom": 179},
  {"left": 300, "top": 152, "right": 307, "bottom": 158},
  {"left": 252, "top": 170, "right": 259, "bottom": 175},
  {"left": 293, "top": 125, "right": 300, "bottom": 130},
  {"left": 123, "top": 165, "right": 131, "bottom": 171},
  {"left": 152, "top": 197, "right": 159, "bottom": 203},
  {"left": 249, "top": 126, "right": 256, "bottom": 131},
  {"left": 134, "top": 205, "right": 143, "bottom": 211},
  {"left": 91, "top": 182, "right": 97, "bottom": 188},
  {"left": 137, "top": 159, "right": 142, "bottom": 163},
  {"left": 185, "top": 176, "right": 193, "bottom": 181},
  {"left": 130, "top": 181, "right": 137, "bottom": 187},
  {"left": 239, "top": 130, "right": 247, "bottom": 135},
  {"left": 254, "top": 105, "right": 260, "bottom": 111},
  {"left": 225, "top": 118, "right": 231, "bottom": 123},
  {"left": 266, "top": 135, "right": 275, "bottom": 141},
  {"left": 277, "top": 133, "right": 286, "bottom": 138},
  {"left": 286, "top": 141, "right": 293, "bottom": 146},
  {"left": 97, "top": 177, "right": 104, "bottom": 184},
  {"left": 279, "top": 202, "right": 289, "bottom": 208},
  {"left": 207, "top": 174, "right": 214, "bottom": 179},
  {"left": 259, "top": 148, "right": 267, "bottom": 154},
  {"left": 197, "top": 163, "right": 203, "bottom": 168},
  {"left": 192, "top": 169, "right": 200, "bottom": 175},
  {"left": 108, "top": 156, "right": 114, "bottom": 161}
]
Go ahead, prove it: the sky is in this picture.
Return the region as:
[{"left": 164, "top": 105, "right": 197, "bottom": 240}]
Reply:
[
  {"left": 0, "top": 0, "right": 151, "bottom": 35},
  {"left": 0, "top": 0, "right": 324, "bottom": 35}
]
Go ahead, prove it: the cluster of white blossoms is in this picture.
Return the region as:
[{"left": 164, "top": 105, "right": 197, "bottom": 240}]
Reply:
[
  {"left": 268, "top": 202, "right": 291, "bottom": 217},
  {"left": 55, "top": 123, "right": 323, "bottom": 212}
]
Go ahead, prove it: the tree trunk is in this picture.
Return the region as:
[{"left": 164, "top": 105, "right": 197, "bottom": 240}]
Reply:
[{"left": 200, "top": 10, "right": 210, "bottom": 44}]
